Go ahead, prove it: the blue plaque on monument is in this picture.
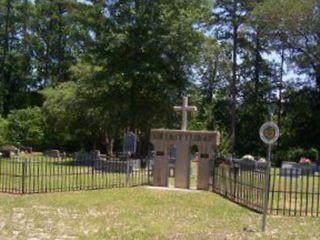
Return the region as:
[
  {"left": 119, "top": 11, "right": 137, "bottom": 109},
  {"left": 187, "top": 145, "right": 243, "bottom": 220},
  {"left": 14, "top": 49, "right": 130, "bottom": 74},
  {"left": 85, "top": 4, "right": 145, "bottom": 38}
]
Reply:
[{"left": 123, "top": 132, "right": 137, "bottom": 154}]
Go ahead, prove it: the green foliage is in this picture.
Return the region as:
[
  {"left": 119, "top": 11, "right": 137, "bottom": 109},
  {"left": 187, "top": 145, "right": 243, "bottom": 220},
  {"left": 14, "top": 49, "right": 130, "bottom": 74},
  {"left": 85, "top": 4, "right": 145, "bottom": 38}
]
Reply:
[
  {"left": 0, "top": 0, "right": 319, "bottom": 156},
  {"left": 0, "top": 117, "right": 8, "bottom": 145},
  {"left": 304, "top": 148, "right": 319, "bottom": 162},
  {"left": 253, "top": 0, "right": 320, "bottom": 89},
  {"left": 41, "top": 82, "right": 87, "bottom": 150},
  {"left": 281, "top": 88, "right": 320, "bottom": 150},
  {"left": 6, "top": 107, "right": 45, "bottom": 148},
  {"left": 272, "top": 150, "right": 288, "bottom": 167},
  {"left": 216, "top": 128, "right": 231, "bottom": 157},
  {"left": 70, "top": 0, "right": 212, "bottom": 151},
  {"left": 287, "top": 148, "right": 305, "bottom": 162},
  {"left": 287, "top": 148, "right": 319, "bottom": 162},
  {"left": 0, "top": 0, "right": 37, "bottom": 114}
]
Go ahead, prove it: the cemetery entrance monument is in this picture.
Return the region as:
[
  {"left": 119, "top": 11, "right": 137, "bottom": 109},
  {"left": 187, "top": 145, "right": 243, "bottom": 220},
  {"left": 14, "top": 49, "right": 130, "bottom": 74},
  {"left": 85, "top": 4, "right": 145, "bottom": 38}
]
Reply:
[{"left": 150, "top": 96, "right": 220, "bottom": 190}]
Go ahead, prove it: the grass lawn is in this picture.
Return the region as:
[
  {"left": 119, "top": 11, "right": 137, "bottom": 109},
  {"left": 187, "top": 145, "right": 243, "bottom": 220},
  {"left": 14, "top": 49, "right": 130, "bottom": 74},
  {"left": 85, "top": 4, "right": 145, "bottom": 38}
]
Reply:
[{"left": 0, "top": 188, "right": 320, "bottom": 239}]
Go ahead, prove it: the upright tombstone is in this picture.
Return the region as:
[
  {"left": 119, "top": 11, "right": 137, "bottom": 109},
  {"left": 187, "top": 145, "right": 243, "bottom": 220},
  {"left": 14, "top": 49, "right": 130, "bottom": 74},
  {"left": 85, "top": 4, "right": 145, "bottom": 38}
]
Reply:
[
  {"left": 150, "top": 96, "right": 220, "bottom": 190},
  {"left": 280, "top": 161, "right": 301, "bottom": 177},
  {"left": 0, "top": 145, "right": 20, "bottom": 158},
  {"left": 123, "top": 131, "right": 137, "bottom": 155},
  {"left": 44, "top": 149, "right": 60, "bottom": 158}
]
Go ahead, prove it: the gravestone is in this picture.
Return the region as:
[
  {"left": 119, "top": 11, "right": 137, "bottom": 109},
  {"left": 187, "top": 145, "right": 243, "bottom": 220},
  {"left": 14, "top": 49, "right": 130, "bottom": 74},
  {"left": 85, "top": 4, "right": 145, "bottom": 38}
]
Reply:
[
  {"left": 238, "top": 158, "right": 257, "bottom": 171},
  {"left": 280, "top": 161, "right": 301, "bottom": 177},
  {"left": 75, "top": 151, "right": 101, "bottom": 162},
  {"left": 1, "top": 150, "right": 12, "bottom": 158},
  {"left": 130, "top": 159, "right": 141, "bottom": 170},
  {"left": 21, "top": 146, "right": 33, "bottom": 154},
  {"left": 300, "top": 163, "right": 317, "bottom": 175},
  {"left": 235, "top": 158, "right": 269, "bottom": 171},
  {"left": 44, "top": 150, "right": 60, "bottom": 158},
  {"left": 150, "top": 96, "right": 220, "bottom": 190},
  {"left": 0, "top": 145, "right": 20, "bottom": 158},
  {"left": 123, "top": 131, "right": 137, "bottom": 155}
]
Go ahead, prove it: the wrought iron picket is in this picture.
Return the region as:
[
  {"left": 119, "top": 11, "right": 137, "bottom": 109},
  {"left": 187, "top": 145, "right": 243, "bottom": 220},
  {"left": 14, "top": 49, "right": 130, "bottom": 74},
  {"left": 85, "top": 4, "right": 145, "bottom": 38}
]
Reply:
[
  {"left": 0, "top": 156, "right": 150, "bottom": 194},
  {"left": 212, "top": 158, "right": 320, "bottom": 216}
]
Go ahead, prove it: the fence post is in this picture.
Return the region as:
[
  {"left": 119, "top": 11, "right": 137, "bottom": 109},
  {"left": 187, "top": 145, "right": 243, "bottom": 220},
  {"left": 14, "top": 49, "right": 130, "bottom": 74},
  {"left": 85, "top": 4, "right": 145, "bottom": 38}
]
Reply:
[
  {"left": 91, "top": 157, "right": 95, "bottom": 190},
  {"left": 21, "top": 160, "right": 27, "bottom": 194},
  {"left": 126, "top": 154, "right": 131, "bottom": 186},
  {"left": 212, "top": 158, "right": 215, "bottom": 191},
  {"left": 262, "top": 144, "right": 272, "bottom": 231},
  {"left": 147, "top": 158, "right": 151, "bottom": 185}
]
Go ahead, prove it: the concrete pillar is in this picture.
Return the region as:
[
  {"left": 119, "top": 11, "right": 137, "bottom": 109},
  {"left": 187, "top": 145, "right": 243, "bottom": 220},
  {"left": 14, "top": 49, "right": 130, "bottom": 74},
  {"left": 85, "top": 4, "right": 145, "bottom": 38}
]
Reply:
[
  {"left": 153, "top": 148, "right": 169, "bottom": 187},
  {"left": 174, "top": 142, "right": 190, "bottom": 189}
]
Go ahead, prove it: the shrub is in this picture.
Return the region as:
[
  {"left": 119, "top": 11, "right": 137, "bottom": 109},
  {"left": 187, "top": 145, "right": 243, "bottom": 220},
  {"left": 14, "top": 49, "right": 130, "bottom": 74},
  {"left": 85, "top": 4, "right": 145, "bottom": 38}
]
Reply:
[
  {"left": 0, "top": 117, "right": 8, "bottom": 145},
  {"left": 287, "top": 148, "right": 319, "bottom": 163},
  {"left": 272, "top": 150, "right": 287, "bottom": 167},
  {"left": 216, "top": 128, "right": 231, "bottom": 157},
  {"left": 304, "top": 148, "right": 318, "bottom": 162},
  {"left": 7, "top": 107, "right": 45, "bottom": 149},
  {"left": 287, "top": 148, "right": 305, "bottom": 162}
]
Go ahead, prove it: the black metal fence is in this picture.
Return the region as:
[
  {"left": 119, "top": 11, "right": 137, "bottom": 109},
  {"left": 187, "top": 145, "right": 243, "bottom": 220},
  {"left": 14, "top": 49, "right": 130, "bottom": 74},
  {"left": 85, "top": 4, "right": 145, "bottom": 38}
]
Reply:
[
  {"left": 212, "top": 159, "right": 268, "bottom": 213},
  {"left": 0, "top": 157, "right": 151, "bottom": 194},
  {"left": 269, "top": 168, "right": 320, "bottom": 216},
  {"left": 3, "top": 155, "right": 320, "bottom": 217},
  {"left": 212, "top": 159, "right": 320, "bottom": 216}
]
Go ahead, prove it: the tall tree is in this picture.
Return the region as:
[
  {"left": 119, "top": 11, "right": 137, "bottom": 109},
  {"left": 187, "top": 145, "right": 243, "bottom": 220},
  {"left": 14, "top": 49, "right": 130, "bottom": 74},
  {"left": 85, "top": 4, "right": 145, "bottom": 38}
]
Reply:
[
  {"left": 254, "top": 0, "right": 320, "bottom": 91},
  {"left": 0, "top": 0, "right": 36, "bottom": 115},
  {"left": 40, "top": 0, "right": 212, "bottom": 153},
  {"left": 33, "top": 0, "right": 79, "bottom": 87},
  {"left": 212, "top": 0, "right": 249, "bottom": 153}
]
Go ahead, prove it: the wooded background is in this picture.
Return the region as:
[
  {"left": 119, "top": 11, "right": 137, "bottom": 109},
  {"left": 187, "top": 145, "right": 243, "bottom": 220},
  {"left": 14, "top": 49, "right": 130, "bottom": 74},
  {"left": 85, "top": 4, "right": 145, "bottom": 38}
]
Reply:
[{"left": 0, "top": 0, "right": 319, "bottom": 161}]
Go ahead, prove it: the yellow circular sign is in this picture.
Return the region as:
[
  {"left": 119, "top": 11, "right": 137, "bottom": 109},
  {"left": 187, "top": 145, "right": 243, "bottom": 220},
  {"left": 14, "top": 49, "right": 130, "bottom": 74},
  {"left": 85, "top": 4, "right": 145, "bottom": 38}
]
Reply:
[{"left": 259, "top": 122, "right": 280, "bottom": 145}]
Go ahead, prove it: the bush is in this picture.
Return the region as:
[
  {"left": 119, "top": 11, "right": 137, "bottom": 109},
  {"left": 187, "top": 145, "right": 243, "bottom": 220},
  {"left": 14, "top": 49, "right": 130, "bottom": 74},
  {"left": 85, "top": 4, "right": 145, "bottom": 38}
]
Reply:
[
  {"left": 272, "top": 150, "right": 288, "bottom": 167},
  {"left": 304, "top": 148, "right": 319, "bottom": 162},
  {"left": 0, "top": 117, "right": 8, "bottom": 145},
  {"left": 7, "top": 107, "right": 45, "bottom": 149},
  {"left": 287, "top": 148, "right": 319, "bottom": 163},
  {"left": 287, "top": 148, "right": 305, "bottom": 162},
  {"left": 216, "top": 128, "right": 231, "bottom": 157}
]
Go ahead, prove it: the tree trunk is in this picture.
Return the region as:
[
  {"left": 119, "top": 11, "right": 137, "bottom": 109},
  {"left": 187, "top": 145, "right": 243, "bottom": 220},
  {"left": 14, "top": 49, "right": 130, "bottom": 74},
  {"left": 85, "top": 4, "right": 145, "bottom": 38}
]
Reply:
[
  {"left": 93, "top": 141, "right": 97, "bottom": 151},
  {"left": 104, "top": 133, "right": 114, "bottom": 156},
  {"left": 1, "top": 0, "right": 12, "bottom": 115},
  {"left": 254, "top": 31, "right": 261, "bottom": 97},
  {"left": 278, "top": 48, "right": 285, "bottom": 127},
  {"left": 3, "top": 0, "right": 11, "bottom": 61},
  {"left": 230, "top": 0, "right": 238, "bottom": 154},
  {"left": 23, "top": 0, "right": 28, "bottom": 50},
  {"left": 108, "top": 138, "right": 114, "bottom": 156},
  {"left": 254, "top": 29, "right": 261, "bottom": 131},
  {"left": 57, "top": 2, "right": 63, "bottom": 82},
  {"left": 316, "top": 66, "right": 320, "bottom": 92}
]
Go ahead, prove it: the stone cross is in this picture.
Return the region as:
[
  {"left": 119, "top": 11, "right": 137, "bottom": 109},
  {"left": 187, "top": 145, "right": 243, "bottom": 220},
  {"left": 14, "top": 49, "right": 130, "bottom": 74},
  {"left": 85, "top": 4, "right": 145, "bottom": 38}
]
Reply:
[{"left": 174, "top": 96, "right": 197, "bottom": 131}]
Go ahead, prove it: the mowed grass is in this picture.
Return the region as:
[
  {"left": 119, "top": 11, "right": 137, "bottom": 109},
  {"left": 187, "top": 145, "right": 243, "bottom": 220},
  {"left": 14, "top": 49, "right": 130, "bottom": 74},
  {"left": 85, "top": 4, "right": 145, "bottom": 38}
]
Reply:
[{"left": 0, "top": 188, "right": 320, "bottom": 239}]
